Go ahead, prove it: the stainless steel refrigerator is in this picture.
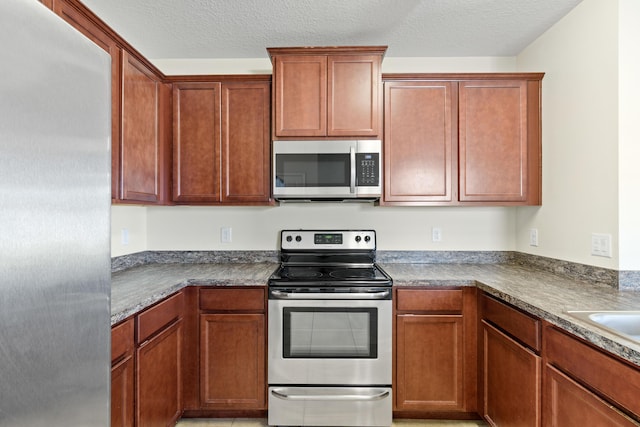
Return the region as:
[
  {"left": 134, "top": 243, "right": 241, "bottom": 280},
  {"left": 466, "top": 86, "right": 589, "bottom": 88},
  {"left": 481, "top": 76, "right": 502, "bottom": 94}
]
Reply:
[{"left": 0, "top": 0, "right": 111, "bottom": 425}]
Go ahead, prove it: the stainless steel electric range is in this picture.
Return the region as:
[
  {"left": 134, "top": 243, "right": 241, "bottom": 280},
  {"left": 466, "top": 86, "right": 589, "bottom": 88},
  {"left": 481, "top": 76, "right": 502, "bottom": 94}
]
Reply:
[{"left": 267, "top": 230, "right": 393, "bottom": 427}]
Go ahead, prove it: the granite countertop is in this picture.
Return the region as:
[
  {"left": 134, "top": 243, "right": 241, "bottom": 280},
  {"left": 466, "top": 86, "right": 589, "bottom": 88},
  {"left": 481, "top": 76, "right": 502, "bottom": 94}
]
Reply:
[{"left": 111, "top": 261, "right": 640, "bottom": 367}]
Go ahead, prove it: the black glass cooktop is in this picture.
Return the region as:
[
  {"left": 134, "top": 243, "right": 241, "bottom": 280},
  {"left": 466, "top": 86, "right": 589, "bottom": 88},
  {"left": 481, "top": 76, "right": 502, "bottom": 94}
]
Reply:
[{"left": 269, "top": 264, "right": 392, "bottom": 286}]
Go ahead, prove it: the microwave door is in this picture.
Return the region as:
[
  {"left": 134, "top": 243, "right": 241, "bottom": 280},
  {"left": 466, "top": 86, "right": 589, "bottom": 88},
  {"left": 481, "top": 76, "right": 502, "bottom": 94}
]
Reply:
[{"left": 273, "top": 141, "right": 357, "bottom": 199}]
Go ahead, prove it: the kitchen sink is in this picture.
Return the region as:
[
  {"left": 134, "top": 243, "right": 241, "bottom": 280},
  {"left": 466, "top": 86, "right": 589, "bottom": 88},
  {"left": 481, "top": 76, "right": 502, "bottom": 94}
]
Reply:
[{"left": 567, "top": 311, "right": 640, "bottom": 343}]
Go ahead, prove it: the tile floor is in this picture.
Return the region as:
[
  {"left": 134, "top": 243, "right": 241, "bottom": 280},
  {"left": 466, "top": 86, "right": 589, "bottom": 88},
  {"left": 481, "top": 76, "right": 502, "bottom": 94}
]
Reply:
[{"left": 176, "top": 418, "right": 488, "bottom": 427}]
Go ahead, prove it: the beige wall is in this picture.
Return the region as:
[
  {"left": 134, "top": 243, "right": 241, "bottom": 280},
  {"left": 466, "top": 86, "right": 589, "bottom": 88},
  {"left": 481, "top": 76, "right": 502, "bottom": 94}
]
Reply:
[
  {"left": 516, "top": 0, "right": 640, "bottom": 270},
  {"left": 618, "top": 0, "right": 640, "bottom": 270}
]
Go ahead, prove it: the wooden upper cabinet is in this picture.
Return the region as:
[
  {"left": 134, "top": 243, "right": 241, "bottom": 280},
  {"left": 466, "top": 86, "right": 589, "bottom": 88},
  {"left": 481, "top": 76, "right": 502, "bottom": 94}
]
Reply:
[
  {"left": 459, "top": 79, "right": 540, "bottom": 204},
  {"left": 382, "top": 73, "right": 543, "bottom": 206},
  {"left": 172, "top": 78, "right": 271, "bottom": 205},
  {"left": 173, "top": 82, "right": 221, "bottom": 203},
  {"left": 269, "top": 46, "right": 386, "bottom": 138},
  {"left": 383, "top": 81, "right": 457, "bottom": 204},
  {"left": 121, "top": 51, "right": 170, "bottom": 204},
  {"left": 221, "top": 82, "right": 271, "bottom": 203}
]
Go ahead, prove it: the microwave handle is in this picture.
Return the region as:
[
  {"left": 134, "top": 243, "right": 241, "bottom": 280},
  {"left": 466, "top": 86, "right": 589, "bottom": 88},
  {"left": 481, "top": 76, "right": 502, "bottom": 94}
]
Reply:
[{"left": 350, "top": 146, "right": 356, "bottom": 193}]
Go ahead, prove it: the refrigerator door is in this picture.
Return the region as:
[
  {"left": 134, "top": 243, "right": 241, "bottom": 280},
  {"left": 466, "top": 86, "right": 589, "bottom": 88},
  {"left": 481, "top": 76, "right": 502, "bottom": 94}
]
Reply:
[{"left": 0, "top": 1, "right": 111, "bottom": 426}]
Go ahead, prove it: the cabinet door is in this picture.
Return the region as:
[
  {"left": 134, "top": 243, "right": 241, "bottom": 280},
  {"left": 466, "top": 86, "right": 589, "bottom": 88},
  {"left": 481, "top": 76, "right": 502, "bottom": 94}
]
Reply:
[
  {"left": 200, "top": 313, "right": 266, "bottom": 409},
  {"left": 51, "top": 0, "right": 122, "bottom": 201},
  {"left": 221, "top": 82, "right": 271, "bottom": 203},
  {"left": 396, "top": 314, "right": 464, "bottom": 411},
  {"left": 121, "top": 51, "right": 164, "bottom": 203},
  {"left": 136, "top": 320, "right": 183, "bottom": 427},
  {"left": 173, "top": 83, "right": 222, "bottom": 203},
  {"left": 544, "top": 365, "right": 639, "bottom": 427},
  {"left": 111, "top": 356, "right": 134, "bottom": 427},
  {"left": 383, "top": 81, "right": 456, "bottom": 203},
  {"left": 328, "top": 55, "right": 380, "bottom": 137},
  {"left": 273, "top": 55, "right": 327, "bottom": 137},
  {"left": 483, "top": 321, "right": 541, "bottom": 427},
  {"left": 459, "top": 80, "right": 529, "bottom": 202},
  {"left": 111, "top": 319, "right": 134, "bottom": 427}
]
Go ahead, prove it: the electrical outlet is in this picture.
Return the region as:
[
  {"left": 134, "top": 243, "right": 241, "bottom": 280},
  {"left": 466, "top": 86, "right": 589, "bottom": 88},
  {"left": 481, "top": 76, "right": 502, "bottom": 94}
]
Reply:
[
  {"left": 529, "top": 228, "right": 538, "bottom": 247},
  {"left": 591, "top": 233, "right": 612, "bottom": 257},
  {"left": 121, "top": 228, "right": 129, "bottom": 245},
  {"left": 432, "top": 227, "right": 442, "bottom": 242},
  {"left": 220, "top": 227, "right": 232, "bottom": 243}
]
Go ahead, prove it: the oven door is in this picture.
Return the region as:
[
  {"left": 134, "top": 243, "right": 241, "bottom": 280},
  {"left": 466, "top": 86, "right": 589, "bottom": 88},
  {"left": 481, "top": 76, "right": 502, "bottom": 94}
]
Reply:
[{"left": 268, "top": 290, "right": 392, "bottom": 386}]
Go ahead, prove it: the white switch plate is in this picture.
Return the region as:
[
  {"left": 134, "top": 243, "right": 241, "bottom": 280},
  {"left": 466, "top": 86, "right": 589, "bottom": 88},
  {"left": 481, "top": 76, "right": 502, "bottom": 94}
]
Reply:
[
  {"left": 220, "top": 227, "right": 232, "bottom": 243},
  {"left": 591, "top": 233, "right": 612, "bottom": 257},
  {"left": 529, "top": 228, "right": 538, "bottom": 247},
  {"left": 432, "top": 227, "right": 442, "bottom": 242}
]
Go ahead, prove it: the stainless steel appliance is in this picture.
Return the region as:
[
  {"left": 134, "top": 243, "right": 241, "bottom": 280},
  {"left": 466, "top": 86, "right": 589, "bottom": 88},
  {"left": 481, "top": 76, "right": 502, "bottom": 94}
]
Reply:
[
  {"left": 272, "top": 140, "right": 382, "bottom": 201},
  {"left": 268, "top": 230, "right": 392, "bottom": 427},
  {"left": 0, "top": 1, "right": 111, "bottom": 425}
]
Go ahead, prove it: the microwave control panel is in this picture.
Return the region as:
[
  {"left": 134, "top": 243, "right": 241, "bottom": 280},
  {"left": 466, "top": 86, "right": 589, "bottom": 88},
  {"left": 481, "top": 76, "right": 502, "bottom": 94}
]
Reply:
[{"left": 356, "top": 153, "right": 380, "bottom": 186}]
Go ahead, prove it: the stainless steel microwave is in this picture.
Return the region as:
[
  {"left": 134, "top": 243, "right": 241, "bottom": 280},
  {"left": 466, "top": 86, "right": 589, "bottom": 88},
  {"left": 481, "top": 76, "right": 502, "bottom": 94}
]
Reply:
[{"left": 272, "top": 140, "right": 382, "bottom": 201}]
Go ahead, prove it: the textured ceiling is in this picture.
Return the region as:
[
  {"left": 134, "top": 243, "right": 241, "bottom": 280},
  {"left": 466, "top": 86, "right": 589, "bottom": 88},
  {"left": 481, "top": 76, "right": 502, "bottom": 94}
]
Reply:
[{"left": 81, "top": 0, "right": 583, "bottom": 60}]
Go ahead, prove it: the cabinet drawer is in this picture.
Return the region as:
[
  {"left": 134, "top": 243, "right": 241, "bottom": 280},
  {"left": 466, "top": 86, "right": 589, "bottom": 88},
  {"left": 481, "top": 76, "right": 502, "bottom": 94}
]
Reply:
[
  {"left": 481, "top": 293, "right": 540, "bottom": 352},
  {"left": 396, "top": 288, "right": 463, "bottom": 313},
  {"left": 136, "top": 291, "right": 184, "bottom": 344},
  {"left": 200, "top": 287, "right": 265, "bottom": 312},
  {"left": 111, "top": 318, "right": 134, "bottom": 363},
  {"left": 545, "top": 324, "right": 640, "bottom": 418}
]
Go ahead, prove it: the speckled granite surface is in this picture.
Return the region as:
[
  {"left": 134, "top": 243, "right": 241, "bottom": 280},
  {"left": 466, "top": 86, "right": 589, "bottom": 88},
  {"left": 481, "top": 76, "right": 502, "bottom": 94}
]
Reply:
[
  {"left": 383, "top": 263, "right": 640, "bottom": 366},
  {"left": 111, "top": 254, "right": 640, "bottom": 368},
  {"left": 111, "top": 262, "right": 278, "bottom": 325}
]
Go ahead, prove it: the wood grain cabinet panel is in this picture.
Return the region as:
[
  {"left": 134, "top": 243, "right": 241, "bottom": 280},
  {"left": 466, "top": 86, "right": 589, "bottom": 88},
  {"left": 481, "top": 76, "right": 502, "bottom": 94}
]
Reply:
[
  {"left": 396, "top": 314, "right": 464, "bottom": 412},
  {"left": 383, "top": 81, "right": 456, "bottom": 203},
  {"left": 459, "top": 80, "right": 530, "bottom": 203},
  {"left": 121, "top": 51, "right": 170, "bottom": 204},
  {"left": 482, "top": 320, "right": 541, "bottom": 427},
  {"left": 173, "top": 82, "right": 221, "bottom": 203},
  {"left": 111, "top": 319, "right": 134, "bottom": 427},
  {"left": 544, "top": 365, "right": 639, "bottom": 427},
  {"left": 200, "top": 313, "right": 266, "bottom": 409},
  {"left": 394, "top": 287, "right": 477, "bottom": 417},
  {"left": 221, "top": 82, "right": 271, "bottom": 203},
  {"left": 382, "top": 74, "right": 542, "bottom": 206},
  {"left": 172, "top": 80, "right": 271, "bottom": 205},
  {"left": 269, "top": 46, "right": 385, "bottom": 138},
  {"left": 136, "top": 320, "right": 183, "bottom": 427},
  {"left": 198, "top": 287, "right": 267, "bottom": 411}
]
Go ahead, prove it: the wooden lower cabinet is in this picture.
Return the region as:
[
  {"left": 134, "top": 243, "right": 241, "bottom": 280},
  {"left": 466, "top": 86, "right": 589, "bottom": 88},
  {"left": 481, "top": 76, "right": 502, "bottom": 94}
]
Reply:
[
  {"left": 396, "top": 314, "right": 464, "bottom": 411},
  {"left": 135, "top": 291, "right": 184, "bottom": 427},
  {"left": 482, "top": 321, "right": 541, "bottom": 427},
  {"left": 200, "top": 314, "right": 266, "bottom": 409},
  {"left": 198, "top": 287, "right": 267, "bottom": 411},
  {"left": 111, "top": 319, "right": 134, "bottom": 427},
  {"left": 394, "top": 288, "right": 477, "bottom": 417},
  {"left": 544, "top": 365, "right": 638, "bottom": 427},
  {"left": 543, "top": 323, "right": 640, "bottom": 426}
]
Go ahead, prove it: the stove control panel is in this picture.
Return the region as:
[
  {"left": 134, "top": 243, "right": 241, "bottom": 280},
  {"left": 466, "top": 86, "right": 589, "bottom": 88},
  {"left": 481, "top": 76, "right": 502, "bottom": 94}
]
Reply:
[{"left": 281, "top": 230, "right": 376, "bottom": 251}]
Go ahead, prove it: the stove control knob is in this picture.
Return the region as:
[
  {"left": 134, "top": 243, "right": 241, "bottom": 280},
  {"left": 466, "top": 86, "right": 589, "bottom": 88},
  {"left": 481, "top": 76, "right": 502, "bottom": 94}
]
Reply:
[
  {"left": 295, "top": 235, "right": 302, "bottom": 242},
  {"left": 355, "top": 235, "right": 361, "bottom": 242},
  {"left": 364, "top": 235, "right": 371, "bottom": 243},
  {"left": 286, "top": 235, "right": 293, "bottom": 242}
]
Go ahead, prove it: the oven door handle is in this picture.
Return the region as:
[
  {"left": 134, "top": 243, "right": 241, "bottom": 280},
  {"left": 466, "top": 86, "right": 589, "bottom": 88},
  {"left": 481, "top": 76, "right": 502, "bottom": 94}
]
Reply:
[
  {"left": 270, "top": 289, "right": 390, "bottom": 300},
  {"left": 271, "top": 388, "right": 390, "bottom": 402}
]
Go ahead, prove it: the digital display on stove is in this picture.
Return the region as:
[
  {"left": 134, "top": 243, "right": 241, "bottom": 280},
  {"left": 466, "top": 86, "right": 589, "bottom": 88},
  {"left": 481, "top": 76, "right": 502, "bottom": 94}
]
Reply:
[{"left": 314, "top": 233, "right": 343, "bottom": 245}]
